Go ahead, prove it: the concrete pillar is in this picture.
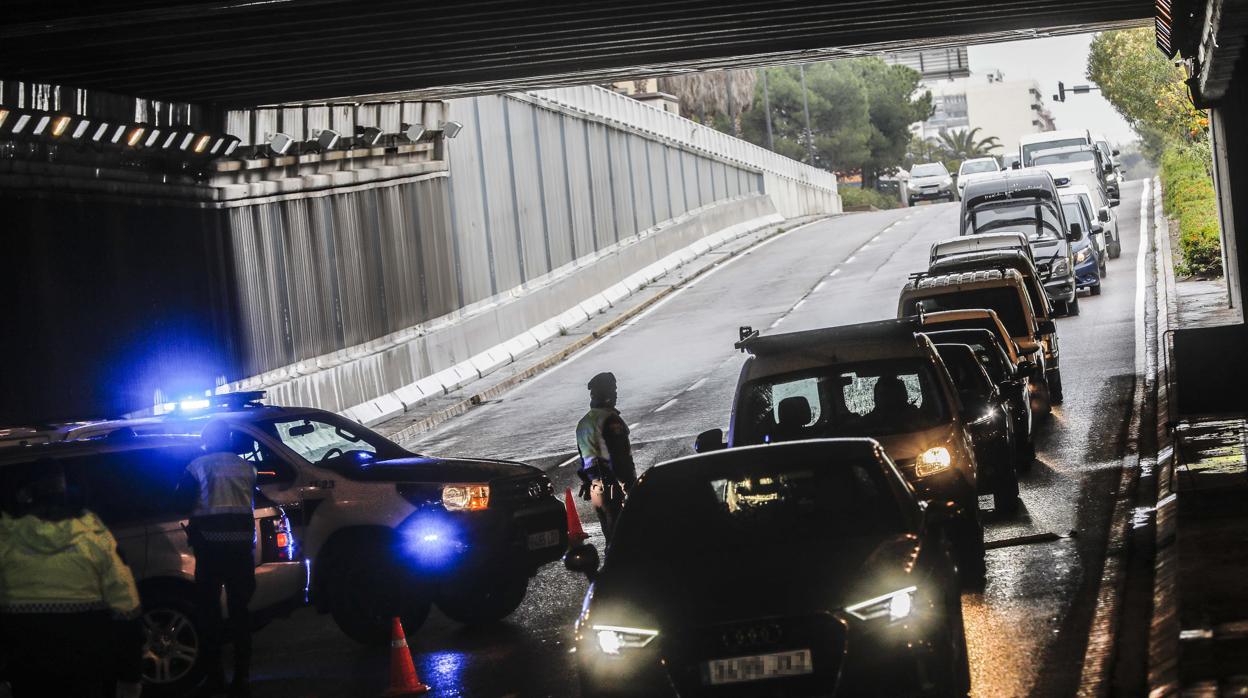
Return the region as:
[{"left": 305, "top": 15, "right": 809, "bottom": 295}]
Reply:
[{"left": 1209, "top": 77, "right": 1248, "bottom": 310}]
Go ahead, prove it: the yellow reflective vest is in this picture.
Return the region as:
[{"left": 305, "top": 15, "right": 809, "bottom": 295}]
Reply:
[{"left": 0, "top": 511, "right": 140, "bottom": 617}]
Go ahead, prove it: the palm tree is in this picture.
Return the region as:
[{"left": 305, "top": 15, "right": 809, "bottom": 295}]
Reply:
[
  {"left": 658, "top": 69, "right": 757, "bottom": 135},
  {"left": 935, "top": 127, "right": 1002, "bottom": 160}
]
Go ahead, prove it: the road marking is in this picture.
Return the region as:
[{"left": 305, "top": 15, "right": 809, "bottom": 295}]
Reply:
[
  {"left": 829, "top": 269, "right": 841, "bottom": 277},
  {"left": 556, "top": 455, "right": 579, "bottom": 468},
  {"left": 812, "top": 280, "right": 826, "bottom": 293},
  {"left": 1078, "top": 179, "right": 1153, "bottom": 694},
  {"left": 628, "top": 422, "right": 640, "bottom": 431},
  {"left": 520, "top": 218, "right": 829, "bottom": 385},
  {"left": 685, "top": 376, "right": 708, "bottom": 392},
  {"left": 655, "top": 398, "right": 678, "bottom": 413},
  {"left": 792, "top": 298, "right": 807, "bottom": 312},
  {"left": 844, "top": 255, "right": 856, "bottom": 264}
]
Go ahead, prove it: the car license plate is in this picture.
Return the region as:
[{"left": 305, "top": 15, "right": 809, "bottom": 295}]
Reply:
[
  {"left": 526, "top": 529, "right": 561, "bottom": 550},
  {"left": 703, "top": 649, "right": 813, "bottom": 685}
]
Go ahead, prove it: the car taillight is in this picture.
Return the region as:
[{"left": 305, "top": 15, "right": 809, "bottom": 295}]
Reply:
[{"left": 260, "top": 511, "right": 298, "bottom": 563}]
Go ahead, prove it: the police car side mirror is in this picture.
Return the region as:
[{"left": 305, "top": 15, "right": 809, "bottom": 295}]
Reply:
[
  {"left": 564, "top": 543, "right": 600, "bottom": 579},
  {"left": 694, "top": 428, "right": 726, "bottom": 453},
  {"left": 1098, "top": 207, "right": 1111, "bottom": 223}
]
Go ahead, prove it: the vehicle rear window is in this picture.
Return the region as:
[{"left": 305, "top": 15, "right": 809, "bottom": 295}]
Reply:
[
  {"left": 1062, "top": 201, "right": 1087, "bottom": 228},
  {"left": 1033, "top": 151, "right": 1095, "bottom": 166},
  {"left": 964, "top": 200, "right": 1063, "bottom": 240},
  {"left": 935, "top": 346, "right": 993, "bottom": 397},
  {"left": 905, "top": 287, "right": 1029, "bottom": 337},
  {"left": 960, "top": 159, "right": 999, "bottom": 175},
  {"left": 734, "top": 359, "right": 950, "bottom": 446},
  {"left": 1022, "top": 138, "right": 1086, "bottom": 164},
  {"left": 610, "top": 458, "right": 907, "bottom": 565}
]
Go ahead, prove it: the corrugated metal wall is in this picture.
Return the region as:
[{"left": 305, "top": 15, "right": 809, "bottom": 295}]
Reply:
[{"left": 446, "top": 93, "right": 765, "bottom": 309}]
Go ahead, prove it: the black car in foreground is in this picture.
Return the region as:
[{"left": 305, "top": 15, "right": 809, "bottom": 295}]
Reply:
[{"left": 566, "top": 439, "right": 969, "bottom": 697}]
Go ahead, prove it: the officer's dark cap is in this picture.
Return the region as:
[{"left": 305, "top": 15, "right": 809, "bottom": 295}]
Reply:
[{"left": 587, "top": 372, "right": 617, "bottom": 393}]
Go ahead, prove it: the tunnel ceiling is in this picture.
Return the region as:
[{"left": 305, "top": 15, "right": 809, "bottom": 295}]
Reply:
[{"left": 2, "top": 0, "right": 1152, "bottom": 106}]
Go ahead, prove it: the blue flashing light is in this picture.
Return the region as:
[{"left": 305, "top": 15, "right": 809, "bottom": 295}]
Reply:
[
  {"left": 400, "top": 509, "right": 466, "bottom": 571},
  {"left": 179, "top": 398, "right": 211, "bottom": 412}
]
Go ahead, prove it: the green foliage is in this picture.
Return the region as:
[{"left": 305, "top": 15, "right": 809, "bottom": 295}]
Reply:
[
  {"left": 840, "top": 186, "right": 901, "bottom": 210},
  {"left": 934, "top": 128, "right": 1002, "bottom": 161},
  {"left": 1160, "top": 146, "right": 1222, "bottom": 276},
  {"left": 741, "top": 59, "right": 931, "bottom": 182},
  {"left": 1088, "top": 28, "right": 1208, "bottom": 160}
]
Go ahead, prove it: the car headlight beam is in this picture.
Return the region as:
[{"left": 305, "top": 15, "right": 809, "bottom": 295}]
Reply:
[
  {"left": 592, "top": 625, "right": 659, "bottom": 655},
  {"left": 846, "top": 586, "right": 918, "bottom": 622},
  {"left": 914, "top": 446, "right": 952, "bottom": 477}
]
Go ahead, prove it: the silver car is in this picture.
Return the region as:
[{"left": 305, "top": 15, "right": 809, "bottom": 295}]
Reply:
[
  {"left": 908, "top": 162, "right": 956, "bottom": 204},
  {"left": 0, "top": 435, "right": 306, "bottom": 695}
]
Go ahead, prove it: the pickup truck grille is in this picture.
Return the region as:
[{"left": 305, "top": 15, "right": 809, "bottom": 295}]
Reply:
[{"left": 492, "top": 475, "right": 554, "bottom": 505}]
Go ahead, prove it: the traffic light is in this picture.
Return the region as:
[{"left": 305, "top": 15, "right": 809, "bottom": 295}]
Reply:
[{"left": 1053, "top": 81, "right": 1066, "bottom": 102}]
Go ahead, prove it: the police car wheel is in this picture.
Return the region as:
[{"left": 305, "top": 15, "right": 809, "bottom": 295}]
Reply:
[
  {"left": 436, "top": 575, "right": 528, "bottom": 625},
  {"left": 139, "top": 591, "right": 204, "bottom": 696},
  {"left": 928, "top": 599, "right": 972, "bottom": 697},
  {"left": 330, "top": 545, "right": 432, "bottom": 645}
]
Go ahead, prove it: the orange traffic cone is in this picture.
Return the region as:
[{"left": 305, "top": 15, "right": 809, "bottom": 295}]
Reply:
[
  {"left": 565, "top": 487, "right": 589, "bottom": 545},
  {"left": 384, "top": 617, "right": 429, "bottom": 696}
]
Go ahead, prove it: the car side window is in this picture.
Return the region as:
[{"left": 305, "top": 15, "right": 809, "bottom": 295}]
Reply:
[
  {"left": 236, "top": 436, "right": 297, "bottom": 486},
  {"left": 66, "top": 447, "right": 201, "bottom": 527}
]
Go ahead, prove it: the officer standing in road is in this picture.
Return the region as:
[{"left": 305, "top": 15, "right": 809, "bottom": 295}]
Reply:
[
  {"left": 576, "top": 372, "right": 637, "bottom": 542},
  {"left": 0, "top": 461, "right": 143, "bottom": 698},
  {"left": 180, "top": 420, "right": 257, "bottom": 698}
]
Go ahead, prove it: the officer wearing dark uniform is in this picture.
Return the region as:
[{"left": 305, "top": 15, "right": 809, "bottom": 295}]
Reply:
[
  {"left": 575, "top": 372, "right": 636, "bottom": 542},
  {"left": 180, "top": 420, "right": 257, "bottom": 698}
]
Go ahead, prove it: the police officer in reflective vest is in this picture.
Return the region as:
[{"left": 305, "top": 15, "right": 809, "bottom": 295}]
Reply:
[
  {"left": 0, "top": 461, "right": 143, "bottom": 698},
  {"left": 179, "top": 420, "right": 257, "bottom": 698},
  {"left": 575, "top": 372, "right": 636, "bottom": 542}
]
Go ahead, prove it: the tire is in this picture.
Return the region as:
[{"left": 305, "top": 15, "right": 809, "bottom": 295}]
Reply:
[
  {"left": 436, "top": 574, "right": 529, "bottom": 625},
  {"left": 952, "top": 516, "right": 987, "bottom": 589},
  {"left": 1067, "top": 295, "right": 1081, "bottom": 316},
  {"left": 927, "top": 594, "right": 972, "bottom": 697},
  {"left": 1016, "top": 436, "right": 1036, "bottom": 474},
  {"left": 139, "top": 590, "right": 205, "bottom": 697},
  {"left": 1100, "top": 257, "right": 1109, "bottom": 277},
  {"left": 330, "top": 543, "right": 432, "bottom": 645},
  {"left": 1091, "top": 283, "right": 1102, "bottom": 296},
  {"left": 1048, "top": 369, "right": 1064, "bottom": 405},
  {"left": 1109, "top": 241, "right": 1122, "bottom": 259}
]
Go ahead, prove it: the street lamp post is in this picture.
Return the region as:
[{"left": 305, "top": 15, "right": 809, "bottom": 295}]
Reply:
[{"left": 799, "top": 64, "right": 815, "bottom": 165}]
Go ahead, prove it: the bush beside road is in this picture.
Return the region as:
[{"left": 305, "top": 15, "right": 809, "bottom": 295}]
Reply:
[{"left": 1161, "top": 146, "right": 1223, "bottom": 276}]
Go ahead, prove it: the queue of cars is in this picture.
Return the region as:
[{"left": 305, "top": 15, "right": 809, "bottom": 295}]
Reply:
[{"left": 566, "top": 138, "right": 1127, "bottom": 696}]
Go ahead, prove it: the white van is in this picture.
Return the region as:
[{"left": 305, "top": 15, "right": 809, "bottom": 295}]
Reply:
[{"left": 1018, "top": 129, "right": 1092, "bottom": 167}]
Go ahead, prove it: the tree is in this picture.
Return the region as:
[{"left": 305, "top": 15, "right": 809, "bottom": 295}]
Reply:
[
  {"left": 741, "top": 62, "right": 872, "bottom": 172},
  {"left": 847, "top": 59, "right": 934, "bottom": 186},
  {"left": 935, "top": 128, "right": 1002, "bottom": 160},
  {"left": 740, "top": 58, "right": 930, "bottom": 180},
  {"left": 658, "top": 70, "right": 757, "bottom": 135},
  {"left": 1088, "top": 27, "right": 1208, "bottom": 159}
]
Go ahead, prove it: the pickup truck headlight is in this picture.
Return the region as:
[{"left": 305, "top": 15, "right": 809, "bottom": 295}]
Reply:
[
  {"left": 593, "top": 625, "right": 659, "bottom": 654},
  {"left": 442, "top": 484, "right": 490, "bottom": 511},
  {"left": 1052, "top": 258, "right": 1069, "bottom": 275},
  {"left": 914, "top": 447, "right": 952, "bottom": 477},
  {"left": 846, "top": 586, "right": 918, "bottom": 622}
]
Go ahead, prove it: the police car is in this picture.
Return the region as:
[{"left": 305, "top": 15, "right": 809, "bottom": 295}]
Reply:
[{"left": 15, "top": 392, "right": 569, "bottom": 645}]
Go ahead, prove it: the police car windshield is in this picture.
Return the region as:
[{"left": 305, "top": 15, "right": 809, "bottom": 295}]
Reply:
[
  {"left": 735, "top": 359, "right": 950, "bottom": 446},
  {"left": 259, "top": 416, "right": 407, "bottom": 465},
  {"left": 609, "top": 459, "right": 907, "bottom": 565},
  {"left": 965, "top": 200, "right": 1062, "bottom": 240}
]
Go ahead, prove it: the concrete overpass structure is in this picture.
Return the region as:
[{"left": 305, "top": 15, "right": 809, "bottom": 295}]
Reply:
[{"left": 2, "top": 0, "right": 1245, "bottom": 424}]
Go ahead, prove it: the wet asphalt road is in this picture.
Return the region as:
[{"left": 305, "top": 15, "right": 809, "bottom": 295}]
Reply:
[{"left": 248, "top": 180, "right": 1150, "bottom": 697}]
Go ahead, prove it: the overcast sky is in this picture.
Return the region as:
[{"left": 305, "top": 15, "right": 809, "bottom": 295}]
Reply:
[{"left": 967, "top": 33, "right": 1138, "bottom": 146}]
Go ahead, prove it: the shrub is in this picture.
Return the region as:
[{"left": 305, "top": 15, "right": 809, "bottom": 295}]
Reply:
[
  {"left": 1161, "top": 146, "right": 1223, "bottom": 276},
  {"left": 840, "top": 186, "right": 901, "bottom": 210}
]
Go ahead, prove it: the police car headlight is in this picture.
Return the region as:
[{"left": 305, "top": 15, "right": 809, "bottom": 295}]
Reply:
[
  {"left": 1075, "top": 248, "right": 1091, "bottom": 265},
  {"left": 442, "top": 484, "right": 490, "bottom": 511},
  {"left": 914, "top": 447, "right": 952, "bottom": 478},
  {"left": 593, "top": 625, "right": 659, "bottom": 654}
]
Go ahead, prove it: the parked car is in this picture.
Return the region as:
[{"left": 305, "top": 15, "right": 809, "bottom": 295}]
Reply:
[
  {"left": 932, "top": 343, "right": 1020, "bottom": 514},
  {"left": 0, "top": 435, "right": 306, "bottom": 695},
  {"left": 930, "top": 232, "right": 1035, "bottom": 265},
  {"left": 698, "top": 319, "right": 987, "bottom": 584},
  {"left": 909, "top": 162, "right": 956, "bottom": 204},
  {"left": 1060, "top": 196, "right": 1104, "bottom": 294},
  {"left": 960, "top": 171, "right": 1081, "bottom": 316},
  {"left": 567, "top": 439, "right": 970, "bottom": 697},
  {"left": 923, "top": 328, "right": 1035, "bottom": 468},
  {"left": 35, "top": 392, "right": 569, "bottom": 645},
  {"left": 956, "top": 156, "right": 1002, "bottom": 198},
  {"left": 1062, "top": 182, "right": 1121, "bottom": 259},
  {"left": 898, "top": 268, "right": 1062, "bottom": 405}
]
